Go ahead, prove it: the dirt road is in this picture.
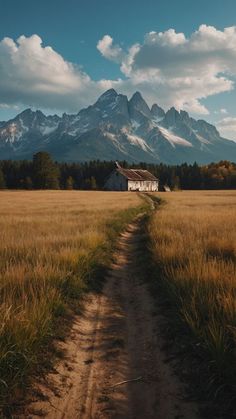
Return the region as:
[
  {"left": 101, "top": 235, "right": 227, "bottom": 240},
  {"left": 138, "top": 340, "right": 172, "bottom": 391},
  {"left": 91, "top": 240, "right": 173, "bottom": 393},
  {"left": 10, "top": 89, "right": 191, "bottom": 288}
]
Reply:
[{"left": 23, "top": 217, "right": 200, "bottom": 419}]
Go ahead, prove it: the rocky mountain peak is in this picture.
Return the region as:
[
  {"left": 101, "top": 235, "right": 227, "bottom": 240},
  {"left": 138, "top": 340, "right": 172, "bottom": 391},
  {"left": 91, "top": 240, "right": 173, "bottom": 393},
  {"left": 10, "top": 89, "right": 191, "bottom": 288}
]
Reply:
[
  {"left": 92, "top": 89, "right": 129, "bottom": 128},
  {"left": 179, "top": 110, "right": 189, "bottom": 117},
  {"left": 179, "top": 110, "right": 193, "bottom": 126},
  {"left": 151, "top": 104, "right": 165, "bottom": 120},
  {"left": 130, "top": 91, "right": 143, "bottom": 101},
  {"left": 0, "top": 89, "right": 235, "bottom": 164},
  {"left": 128, "top": 91, "right": 152, "bottom": 119},
  {"left": 163, "top": 107, "right": 180, "bottom": 127},
  {"left": 195, "top": 119, "right": 220, "bottom": 139},
  {"left": 15, "top": 108, "right": 46, "bottom": 124},
  {"left": 19, "top": 108, "right": 33, "bottom": 116},
  {"left": 96, "top": 89, "right": 118, "bottom": 104}
]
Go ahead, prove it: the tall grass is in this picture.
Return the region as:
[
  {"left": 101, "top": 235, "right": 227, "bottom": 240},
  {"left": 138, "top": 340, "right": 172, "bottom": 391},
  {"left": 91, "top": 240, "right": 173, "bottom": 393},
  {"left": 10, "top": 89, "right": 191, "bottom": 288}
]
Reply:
[
  {"left": 0, "top": 190, "right": 145, "bottom": 410},
  {"left": 149, "top": 191, "right": 236, "bottom": 397}
]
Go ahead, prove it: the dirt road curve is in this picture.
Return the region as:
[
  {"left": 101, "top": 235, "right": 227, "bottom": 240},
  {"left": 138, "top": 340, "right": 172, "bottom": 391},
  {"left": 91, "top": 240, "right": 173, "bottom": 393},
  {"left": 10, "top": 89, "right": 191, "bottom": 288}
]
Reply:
[{"left": 23, "top": 218, "right": 200, "bottom": 419}]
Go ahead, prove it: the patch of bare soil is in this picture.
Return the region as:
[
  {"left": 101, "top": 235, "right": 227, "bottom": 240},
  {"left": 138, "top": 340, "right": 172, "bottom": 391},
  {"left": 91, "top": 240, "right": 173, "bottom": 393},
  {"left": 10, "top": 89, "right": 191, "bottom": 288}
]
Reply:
[{"left": 19, "top": 218, "right": 200, "bottom": 419}]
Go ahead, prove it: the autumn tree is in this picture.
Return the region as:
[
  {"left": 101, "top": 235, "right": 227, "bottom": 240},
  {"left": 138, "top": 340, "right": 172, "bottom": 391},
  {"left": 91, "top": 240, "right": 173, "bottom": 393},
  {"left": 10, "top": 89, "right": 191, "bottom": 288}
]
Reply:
[{"left": 65, "top": 176, "right": 74, "bottom": 190}]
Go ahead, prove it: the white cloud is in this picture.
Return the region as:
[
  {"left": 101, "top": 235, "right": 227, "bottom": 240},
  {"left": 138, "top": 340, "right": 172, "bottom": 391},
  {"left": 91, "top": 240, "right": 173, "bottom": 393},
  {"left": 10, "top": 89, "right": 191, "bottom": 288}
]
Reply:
[
  {"left": 217, "top": 117, "right": 236, "bottom": 140},
  {"left": 1, "top": 26, "right": 236, "bottom": 117},
  {"left": 0, "top": 103, "right": 19, "bottom": 110},
  {"left": 97, "top": 35, "right": 124, "bottom": 63},
  {"left": 97, "top": 25, "right": 236, "bottom": 114},
  {"left": 0, "top": 34, "right": 104, "bottom": 112}
]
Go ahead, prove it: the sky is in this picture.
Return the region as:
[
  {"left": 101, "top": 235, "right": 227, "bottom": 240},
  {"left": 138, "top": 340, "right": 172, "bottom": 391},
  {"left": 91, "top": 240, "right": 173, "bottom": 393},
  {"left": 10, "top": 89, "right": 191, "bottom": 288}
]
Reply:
[{"left": 1, "top": 0, "right": 236, "bottom": 139}]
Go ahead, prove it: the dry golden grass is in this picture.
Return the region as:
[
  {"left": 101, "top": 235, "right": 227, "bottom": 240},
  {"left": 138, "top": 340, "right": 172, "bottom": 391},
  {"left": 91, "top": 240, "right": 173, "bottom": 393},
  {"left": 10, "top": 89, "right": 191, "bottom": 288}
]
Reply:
[
  {"left": 149, "top": 191, "right": 236, "bottom": 390},
  {"left": 0, "top": 190, "right": 143, "bottom": 405}
]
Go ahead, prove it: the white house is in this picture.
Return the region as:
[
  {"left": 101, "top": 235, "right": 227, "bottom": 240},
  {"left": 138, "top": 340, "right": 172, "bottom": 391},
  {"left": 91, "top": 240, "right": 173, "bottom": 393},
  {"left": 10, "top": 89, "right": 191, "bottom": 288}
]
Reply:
[{"left": 104, "top": 163, "right": 159, "bottom": 192}]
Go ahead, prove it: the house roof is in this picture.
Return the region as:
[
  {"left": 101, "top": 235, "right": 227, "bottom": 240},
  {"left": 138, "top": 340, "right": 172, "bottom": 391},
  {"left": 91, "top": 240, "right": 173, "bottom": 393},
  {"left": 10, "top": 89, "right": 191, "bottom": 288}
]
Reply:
[{"left": 117, "top": 168, "right": 158, "bottom": 181}]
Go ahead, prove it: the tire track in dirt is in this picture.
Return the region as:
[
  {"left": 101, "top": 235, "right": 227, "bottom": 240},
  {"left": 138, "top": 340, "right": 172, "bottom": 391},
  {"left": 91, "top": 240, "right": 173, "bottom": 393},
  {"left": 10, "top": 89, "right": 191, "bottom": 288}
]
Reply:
[{"left": 21, "top": 217, "right": 200, "bottom": 419}]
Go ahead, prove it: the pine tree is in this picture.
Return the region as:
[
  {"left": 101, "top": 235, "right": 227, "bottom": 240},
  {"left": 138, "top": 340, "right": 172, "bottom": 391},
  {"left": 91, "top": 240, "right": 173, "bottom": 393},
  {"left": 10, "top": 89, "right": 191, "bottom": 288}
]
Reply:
[
  {"left": 84, "top": 178, "right": 91, "bottom": 190},
  {"left": 33, "top": 152, "right": 60, "bottom": 189},
  {"left": 0, "top": 168, "right": 6, "bottom": 189}
]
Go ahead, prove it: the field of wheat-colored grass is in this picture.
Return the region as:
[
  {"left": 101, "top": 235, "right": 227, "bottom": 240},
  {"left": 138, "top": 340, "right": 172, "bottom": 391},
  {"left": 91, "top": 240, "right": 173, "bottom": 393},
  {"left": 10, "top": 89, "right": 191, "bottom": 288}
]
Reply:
[
  {"left": 0, "top": 190, "right": 143, "bottom": 407},
  {"left": 149, "top": 190, "right": 236, "bottom": 392}
]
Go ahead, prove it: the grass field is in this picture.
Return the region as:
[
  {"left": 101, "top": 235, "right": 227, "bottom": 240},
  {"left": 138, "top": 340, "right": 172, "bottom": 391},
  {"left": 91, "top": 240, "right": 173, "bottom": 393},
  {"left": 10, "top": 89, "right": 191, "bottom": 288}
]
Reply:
[
  {"left": 149, "top": 191, "right": 236, "bottom": 398},
  {"left": 2, "top": 189, "right": 236, "bottom": 414},
  {"left": 0, "top": 190, "right": 144, "bottom": 409}
]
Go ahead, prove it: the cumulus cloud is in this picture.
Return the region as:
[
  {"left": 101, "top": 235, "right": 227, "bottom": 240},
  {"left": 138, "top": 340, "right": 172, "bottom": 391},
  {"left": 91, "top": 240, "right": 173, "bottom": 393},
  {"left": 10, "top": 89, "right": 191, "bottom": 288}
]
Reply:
[
  {"left": 0, "top": 34, "right": 104, "bottom": 112},
  {"left": 97, "top": 35, "right": 124, "bottom": 63},
  {"left": 217, "top": 117, "right": 236, "bottom": 140},
  {"left": 98, "top": 25, "right": 236, "bottom": 114},
  {"left": 1, "top": 26, "right": 236, "bottom": 116}
]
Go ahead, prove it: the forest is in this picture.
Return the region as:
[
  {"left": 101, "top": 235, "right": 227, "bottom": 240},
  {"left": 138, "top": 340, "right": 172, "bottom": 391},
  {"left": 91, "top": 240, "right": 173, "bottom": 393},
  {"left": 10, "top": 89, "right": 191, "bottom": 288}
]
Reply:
[{"left": 0, "top": 152, "right": 236, "bottom": 190}]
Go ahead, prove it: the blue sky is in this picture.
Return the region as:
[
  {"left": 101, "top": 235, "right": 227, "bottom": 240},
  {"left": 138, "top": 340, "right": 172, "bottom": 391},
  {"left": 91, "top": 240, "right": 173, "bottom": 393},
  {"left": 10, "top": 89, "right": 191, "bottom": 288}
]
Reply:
[{"left": 1, "top": 0, "right": 236, "bottom": 138}]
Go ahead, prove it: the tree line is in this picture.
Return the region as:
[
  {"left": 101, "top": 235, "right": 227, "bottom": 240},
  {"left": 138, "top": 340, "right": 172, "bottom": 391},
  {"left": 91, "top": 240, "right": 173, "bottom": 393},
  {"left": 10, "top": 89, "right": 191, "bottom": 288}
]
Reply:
[{"left": 0, "top": 151, "right": 236, "bottom": 190}]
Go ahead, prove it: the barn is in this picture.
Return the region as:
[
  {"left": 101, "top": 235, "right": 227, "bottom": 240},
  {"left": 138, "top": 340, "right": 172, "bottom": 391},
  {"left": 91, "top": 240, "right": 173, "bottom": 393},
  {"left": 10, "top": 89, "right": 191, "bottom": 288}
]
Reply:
[{"left": 104, "top": 163, "right": 159, "bottom": 192}]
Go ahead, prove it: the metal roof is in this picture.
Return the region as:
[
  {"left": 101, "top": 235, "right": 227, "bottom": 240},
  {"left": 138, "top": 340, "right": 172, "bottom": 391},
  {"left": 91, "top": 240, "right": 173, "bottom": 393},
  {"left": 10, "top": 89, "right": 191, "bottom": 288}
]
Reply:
[{"left": 117, "top": 168, "right": 158, "bottom": 181}]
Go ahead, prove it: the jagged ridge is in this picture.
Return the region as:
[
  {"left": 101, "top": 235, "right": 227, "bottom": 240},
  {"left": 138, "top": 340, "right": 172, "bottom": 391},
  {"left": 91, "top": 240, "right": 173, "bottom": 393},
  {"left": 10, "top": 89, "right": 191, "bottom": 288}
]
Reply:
[{"left": 0, "top": 89, "right": 236, "bottom": 164}]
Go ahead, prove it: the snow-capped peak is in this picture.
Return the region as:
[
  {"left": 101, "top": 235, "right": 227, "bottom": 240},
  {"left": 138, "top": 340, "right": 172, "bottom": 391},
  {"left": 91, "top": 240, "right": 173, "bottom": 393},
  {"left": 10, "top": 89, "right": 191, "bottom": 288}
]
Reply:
[{"left": 0, "top": 89, "right": 235, "bottom": 164}]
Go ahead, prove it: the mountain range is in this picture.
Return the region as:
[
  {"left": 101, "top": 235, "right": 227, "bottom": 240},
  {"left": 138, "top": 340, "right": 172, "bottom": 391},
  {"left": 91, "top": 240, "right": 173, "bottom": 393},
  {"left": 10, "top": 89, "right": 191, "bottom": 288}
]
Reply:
[{"left": 0, "top": 89, "right": 236, "bottom": 164}]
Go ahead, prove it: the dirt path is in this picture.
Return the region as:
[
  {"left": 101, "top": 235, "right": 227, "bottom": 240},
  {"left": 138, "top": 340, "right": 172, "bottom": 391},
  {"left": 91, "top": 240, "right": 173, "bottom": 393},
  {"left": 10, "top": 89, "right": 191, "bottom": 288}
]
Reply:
[{"left": 22, "top": 217, "right": 200, "bottom": 419}]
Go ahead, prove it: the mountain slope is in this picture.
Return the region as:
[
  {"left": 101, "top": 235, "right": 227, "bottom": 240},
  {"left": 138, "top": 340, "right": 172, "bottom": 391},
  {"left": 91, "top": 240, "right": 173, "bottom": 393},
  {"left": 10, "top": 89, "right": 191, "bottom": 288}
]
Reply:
[{"left": 0, "top": 90, "right": 236, "bottom": 163}]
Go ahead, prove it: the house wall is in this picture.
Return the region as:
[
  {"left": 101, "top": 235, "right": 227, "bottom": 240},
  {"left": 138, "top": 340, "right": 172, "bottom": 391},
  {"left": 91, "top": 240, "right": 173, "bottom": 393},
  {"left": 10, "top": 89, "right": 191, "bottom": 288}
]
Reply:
[
  {"left": 104, "top": 169, "right": 159, "bottom": 191},
  {"left": 128, "top": 180, "right": 159, "bottom": 192},
  {"left": 104, "top": 170, "right": 128, "bottom": 191}
]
